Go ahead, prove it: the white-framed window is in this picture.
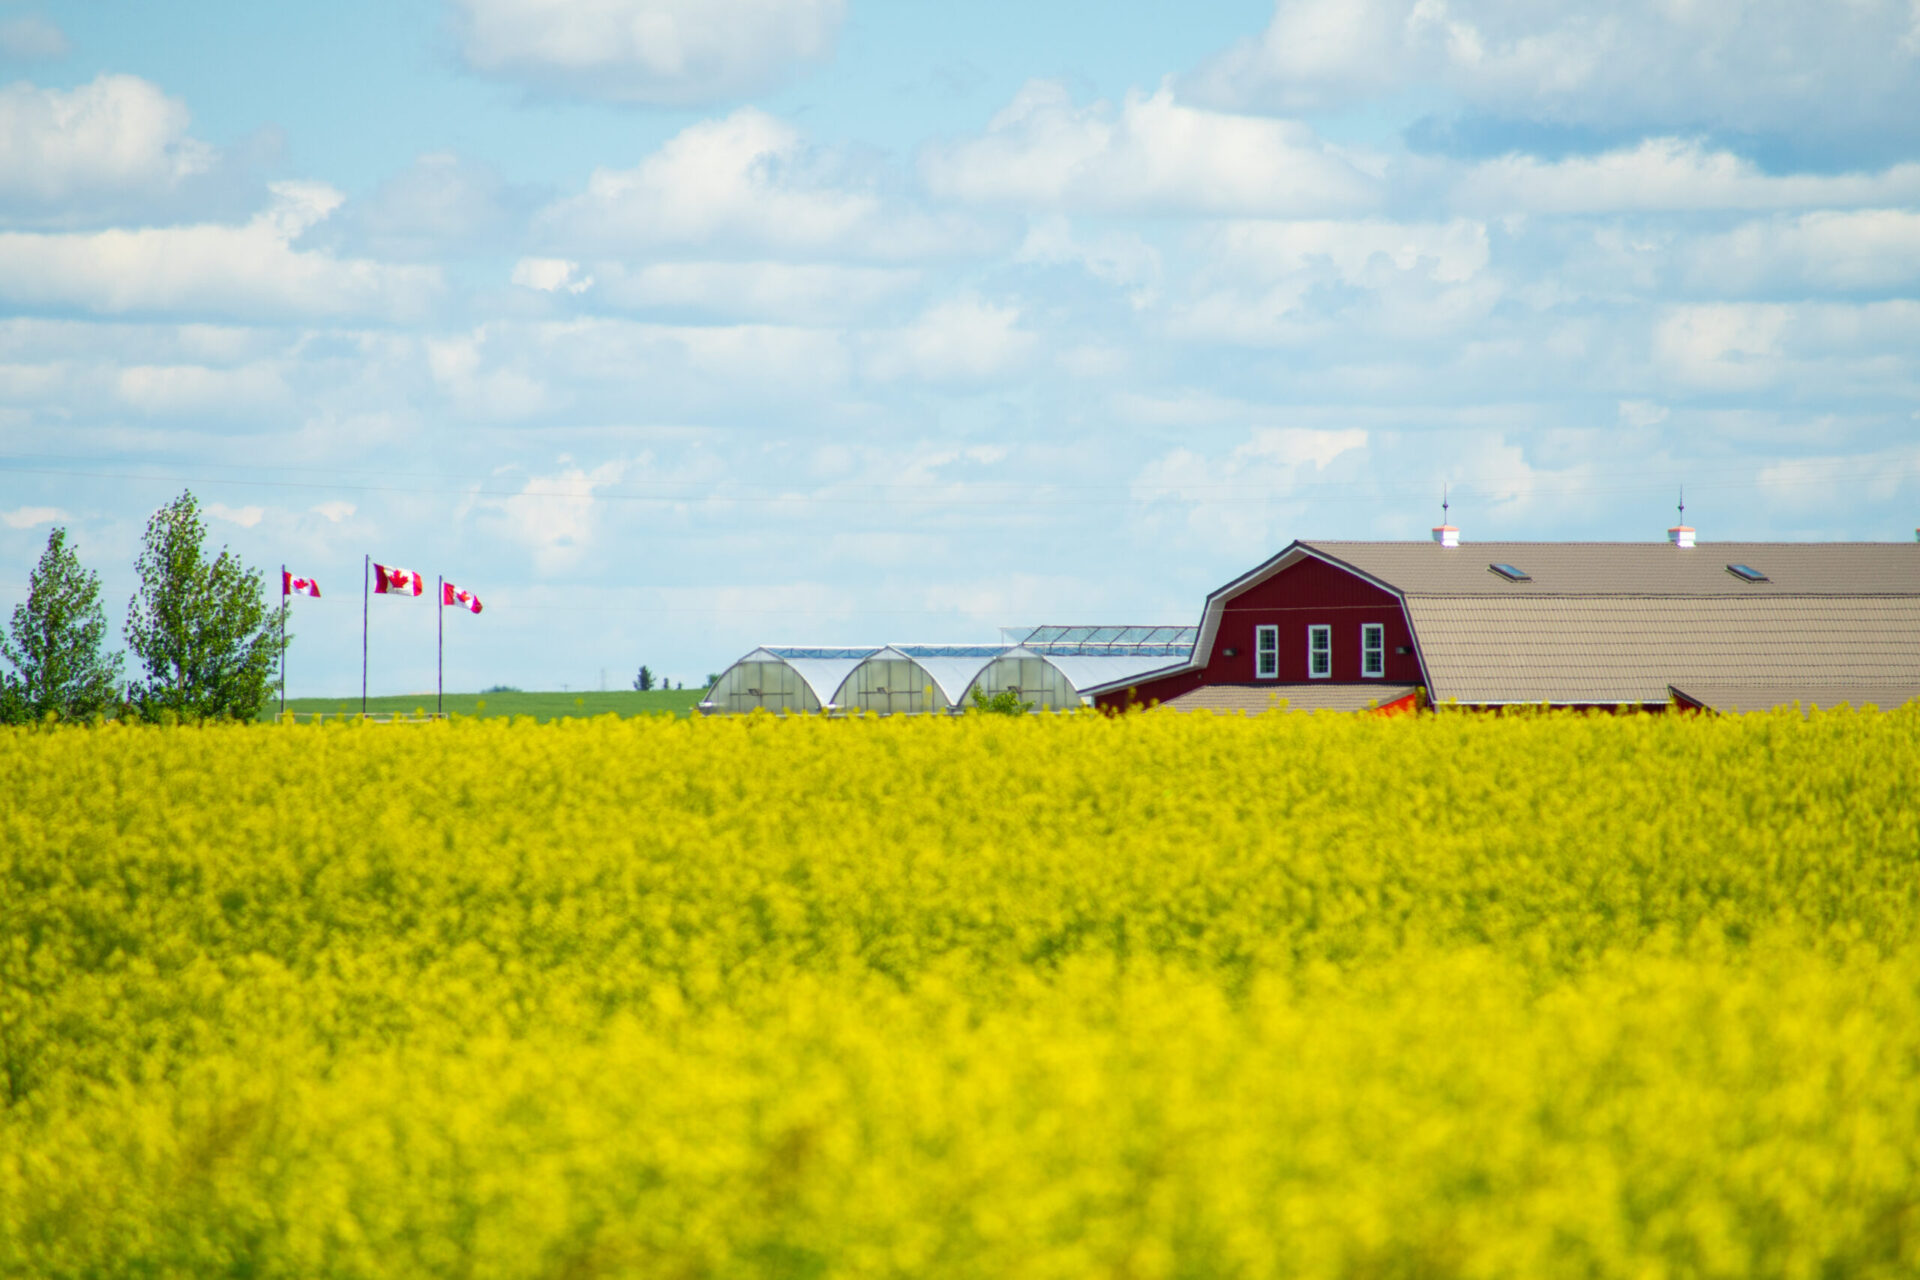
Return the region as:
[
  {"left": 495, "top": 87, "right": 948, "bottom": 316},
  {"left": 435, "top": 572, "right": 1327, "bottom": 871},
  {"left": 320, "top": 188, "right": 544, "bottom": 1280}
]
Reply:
[
  {"left": 1307, "top": 625, "right": 1332, "bottom": 679},
  {"left": 1255, "top": 625, "right": 1279, "bottom": 679},
  {"left": 1361, "top": 624, "right": 1385, "bottom": 678}
]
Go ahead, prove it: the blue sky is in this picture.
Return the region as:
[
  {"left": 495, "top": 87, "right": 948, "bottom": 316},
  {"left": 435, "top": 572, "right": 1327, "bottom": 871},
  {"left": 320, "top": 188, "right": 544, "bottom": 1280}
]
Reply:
[{"left": 3, "top": 0, "right": 1918, "bottom": 695}]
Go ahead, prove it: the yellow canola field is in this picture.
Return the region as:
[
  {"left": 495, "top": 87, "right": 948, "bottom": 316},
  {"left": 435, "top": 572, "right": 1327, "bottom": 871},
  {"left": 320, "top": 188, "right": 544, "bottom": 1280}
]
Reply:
[{"left": 2, "top": 708, "right": 1918, "bottom": 1279}]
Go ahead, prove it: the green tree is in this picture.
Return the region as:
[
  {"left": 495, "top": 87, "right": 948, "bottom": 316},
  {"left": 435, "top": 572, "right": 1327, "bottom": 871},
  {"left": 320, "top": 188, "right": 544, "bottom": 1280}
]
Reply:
[
  {"left": 634, "top": 664, "right": 655, "bottom": 692},
  {"left": 0, "top": 527, "right": 124, "bottom": 723},
  {"left": 125, "top": 491, "right": 283, "bottom": 721},
  {"left": 969, "top": 686, "right": 1033, "bottom": 715}
]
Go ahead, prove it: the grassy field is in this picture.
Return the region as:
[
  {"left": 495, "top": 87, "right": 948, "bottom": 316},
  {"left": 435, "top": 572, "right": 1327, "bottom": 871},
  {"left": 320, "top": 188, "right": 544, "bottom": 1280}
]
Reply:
[
  {"left": 263, "top": 686, "right": 708, "bottom": 722},
  {"left": 6, "top": 707, "right": 1919, "bottom": 1277}
]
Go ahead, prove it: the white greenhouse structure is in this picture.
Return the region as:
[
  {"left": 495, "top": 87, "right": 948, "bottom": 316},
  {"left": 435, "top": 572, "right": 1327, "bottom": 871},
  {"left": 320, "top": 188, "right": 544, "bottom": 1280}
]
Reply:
[{"left": 700, "top": 627, "right": 1196, "bottom": 716}]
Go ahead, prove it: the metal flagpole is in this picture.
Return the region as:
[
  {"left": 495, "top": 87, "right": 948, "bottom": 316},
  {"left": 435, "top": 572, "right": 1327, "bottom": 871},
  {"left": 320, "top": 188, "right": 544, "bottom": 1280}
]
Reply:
[
  {"left": 280, "top": 563, "right": 287, "bottom": 718},
  {"left": 437, "top": 575, "right": 444, "bottom": 717},
  {"left": 361, "top": 554, "right": 369, "bottom": 717}
]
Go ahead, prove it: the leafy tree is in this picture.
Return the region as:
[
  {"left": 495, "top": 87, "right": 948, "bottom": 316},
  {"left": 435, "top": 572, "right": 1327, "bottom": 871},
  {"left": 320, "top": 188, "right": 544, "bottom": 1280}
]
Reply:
[
  {"left": 1, "top": 526, "right": 124, "bottom": 723},
  {"left": 969, "top": 686, "right": 1033, "bottom": 716},
  {"left": 125, "top": 491, "right": 283, "bottom": 721},
  {"left": 634, "top": 665, "right": 655, "bottom": 692}
]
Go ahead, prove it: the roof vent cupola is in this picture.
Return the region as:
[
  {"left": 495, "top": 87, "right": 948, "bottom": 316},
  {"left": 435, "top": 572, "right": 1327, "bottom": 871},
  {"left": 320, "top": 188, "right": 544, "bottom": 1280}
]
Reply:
[
  {"left": 1432, "top": 486, "right": 1459, "bottom": 547},
  {"left": 1668, "top": 488, "right": 1695, "bottom": 548}
]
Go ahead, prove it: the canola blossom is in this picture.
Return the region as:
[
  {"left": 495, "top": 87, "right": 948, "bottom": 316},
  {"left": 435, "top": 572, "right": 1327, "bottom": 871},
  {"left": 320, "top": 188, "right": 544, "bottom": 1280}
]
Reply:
[{"left": 2, "top": 708, "right": 1918, "bottom": 1278}]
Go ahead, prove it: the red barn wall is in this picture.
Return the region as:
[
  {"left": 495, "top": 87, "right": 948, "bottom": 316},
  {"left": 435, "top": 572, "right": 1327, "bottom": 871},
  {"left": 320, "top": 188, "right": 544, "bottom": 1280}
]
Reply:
[{"left": 1097, "top": 554, "right": 1422, "bottom": 709}]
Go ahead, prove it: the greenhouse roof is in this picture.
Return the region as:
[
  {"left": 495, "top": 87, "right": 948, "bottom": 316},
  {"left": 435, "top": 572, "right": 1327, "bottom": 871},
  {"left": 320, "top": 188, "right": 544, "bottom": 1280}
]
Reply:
[{"left": 1020, "top": 625, "right": 1197, "bottom": 649}]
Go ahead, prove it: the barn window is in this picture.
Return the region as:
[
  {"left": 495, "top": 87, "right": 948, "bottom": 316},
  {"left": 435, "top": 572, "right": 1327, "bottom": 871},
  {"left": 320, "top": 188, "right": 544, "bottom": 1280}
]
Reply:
[
  {"left": 1307, "top": 625, "right": 1332, "bottom": 679},
  {"left": 1255, "top": 626, "right": 1279, "bottom": 679},
  {"left": 1361, "top": 624, "right": 1385, "bottom": 677}
]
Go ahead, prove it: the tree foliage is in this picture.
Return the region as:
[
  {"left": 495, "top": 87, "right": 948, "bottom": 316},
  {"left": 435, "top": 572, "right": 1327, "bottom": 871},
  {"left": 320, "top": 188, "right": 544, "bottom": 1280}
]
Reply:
[
  {"left": 0, "top": 526, "right": 123, "bottom": 723},
  {"left": 124, "top": 491, "right": 283, "bottom": 721},
  {"left": 634, "top": 664, "right": 655, "bottom": 692},
  {"left": 969, "top": 685, "right": 1034, "bottom": 715}
]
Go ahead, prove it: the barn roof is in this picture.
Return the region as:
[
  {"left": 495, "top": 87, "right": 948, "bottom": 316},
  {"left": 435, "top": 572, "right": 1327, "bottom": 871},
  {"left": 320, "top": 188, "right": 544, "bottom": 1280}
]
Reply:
[
  {"left": 1309, "top": 541, "right": 1920, "bottom": 597},
  {"left": 1404, "top": 595, "right": 1920, "bottom": 705}
]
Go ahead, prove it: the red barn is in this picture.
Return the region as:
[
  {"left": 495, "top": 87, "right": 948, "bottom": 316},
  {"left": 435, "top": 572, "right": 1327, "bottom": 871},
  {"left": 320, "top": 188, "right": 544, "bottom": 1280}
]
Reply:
[{"left": 1087, "top": 534, "right": 1920, "bottom": 714}]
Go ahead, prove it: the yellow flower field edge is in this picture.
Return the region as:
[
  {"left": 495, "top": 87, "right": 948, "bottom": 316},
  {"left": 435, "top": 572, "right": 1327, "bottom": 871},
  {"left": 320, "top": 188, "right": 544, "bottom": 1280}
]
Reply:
[{"left": 2, "top": 708, "right": 1917, "bottom": 1278}]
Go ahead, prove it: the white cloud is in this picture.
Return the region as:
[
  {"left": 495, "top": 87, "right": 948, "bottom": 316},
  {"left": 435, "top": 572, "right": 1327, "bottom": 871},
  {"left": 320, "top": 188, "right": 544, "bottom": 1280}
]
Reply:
[
  {"left": 0, "top": 16, "right": 68, "bottom": 61},
  {"left": 1132, "top": 427, "right": 1371, "bottom": 548},
  {"left": 1206, "top": 218, "right": 1488, "bottom": 282},
  {"left": 1681, "top": 210, "right": 1920, "bottom": 295},
  {"left": 0, "top": 182, "right": 441, "bottom": 320},
  {"left": 595, "top": 260, "right": 919, "bottom": 321},
  {"left": 1112, "top": 390, "right": 1263, "bottom": 427},
  {"left": 1648, "top": 302, "right": 1920, "bottom": 392},
  {"left": 1454, "top": 139, "right": 1920, "bottom": 214},
  {"left": 1768, "top": 445, "right": 1920, "bottom": 512},
  {"left": 538, "top": 107, "right": 981, "bottom": 260},
  {"left": 312, "top": 501, "right": 356, "bottom": 523},
  {"left": 538, "top": 317, "right": 853, "bottom": 399},
  {"left": 862, "top": 296, "right": 1035, "bottom": 383},
  {"left": 489, "top": 460, "right": 629, "bottom": 573},
  {"left": 205, "top": 503, "right": 266, "bottom": 528},
  {"left": 1617, "top": 400, "right": 1668, "bottom": 429},
  {"left": 1134, "top": 429, "right": 1370, "bottom": 506},
  {"left": 1189, "top": 0, "right": 1920, "bottom": 152},
  {"left": 114, "top": 361, "right": 290, "bottom": 416},
  {"left": 1170, "top": 218, "right": 1496, "bottom": 346},
  {"left": 512, "top": 256, "right": 593, "bottom": 294},
  {"left": 0, "top": 74, "right": 213, "bottom": 216},
  {"left": 1016, "top": 216, "right": 1160, "bottom": 302},
  {"left": 1653, "top": 303, "right": 1791, "bottom": 391},
  {"left": 923, "top": 81, "right": 1379, "bottom": 215},
  {"left": 427, "top": 328, "right": 555, "bottom": 420},
  {"left": 2, "top": 505, "right": 67, "bottom": 529},
  {"left": 451, "top": 0, "right": 845, "bottom": 105},
  {"left": 351, "top": 151, "right": 527, "bottom": 258}
]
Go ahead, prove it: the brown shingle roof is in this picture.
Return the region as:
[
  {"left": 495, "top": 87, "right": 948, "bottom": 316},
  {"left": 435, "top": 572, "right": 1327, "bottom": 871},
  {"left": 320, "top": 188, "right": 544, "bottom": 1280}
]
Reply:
[
  {"left": 1308, "top": 541, "right": 1920, "bottom": 597},
  {"left": 1670, "top": 684, "right": 1920, "bottom": 713},
  {"left": 1405, "top": 596, "right": 1920, "bottom": 704}
]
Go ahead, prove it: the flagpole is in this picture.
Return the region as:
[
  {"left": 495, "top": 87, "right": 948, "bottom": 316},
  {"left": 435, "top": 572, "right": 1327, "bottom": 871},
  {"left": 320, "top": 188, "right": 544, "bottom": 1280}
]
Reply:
[
  {"left": 437, "top": 574, "right": 444, "bottom": 717},
  {"left": 280, "top": 562, "right": 287, "bottom": 718},
  {"left": 361, "top": 554, "right": 369, "bottom": 718}
]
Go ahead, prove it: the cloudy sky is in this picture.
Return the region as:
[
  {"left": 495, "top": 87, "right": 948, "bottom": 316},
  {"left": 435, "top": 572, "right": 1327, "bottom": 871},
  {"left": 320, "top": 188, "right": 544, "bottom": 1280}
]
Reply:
[{"left": 3, "top": 0, "right": 1918, "bottom": 695}]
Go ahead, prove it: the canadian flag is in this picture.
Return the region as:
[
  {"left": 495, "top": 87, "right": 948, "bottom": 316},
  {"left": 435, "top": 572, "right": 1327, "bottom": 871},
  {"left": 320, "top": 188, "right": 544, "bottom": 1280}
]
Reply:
[
  {"left": 374, "top": 563, "right": 425, "bottom": 596},
  {"left": 442, "top": 581, "right": 483, "bottom": 614},
  {"left": 282, "top": 571, "right": 321, "bottom": 598}
]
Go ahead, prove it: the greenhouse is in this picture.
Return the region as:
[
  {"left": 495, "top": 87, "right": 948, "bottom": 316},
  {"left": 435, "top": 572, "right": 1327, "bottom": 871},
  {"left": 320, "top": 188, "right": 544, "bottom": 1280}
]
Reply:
[
  {"left": 700, "top": 647, "right": 876, "bottom": 715},
  {"left": 700, "top": 628, "right": 1196, "bottom": 715}
]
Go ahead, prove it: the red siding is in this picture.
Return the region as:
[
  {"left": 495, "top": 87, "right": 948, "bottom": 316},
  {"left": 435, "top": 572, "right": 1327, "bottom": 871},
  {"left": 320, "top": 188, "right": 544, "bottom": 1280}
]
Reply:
[{"left": 1097, "top": 553, "right": 1424, "bottom": 710}]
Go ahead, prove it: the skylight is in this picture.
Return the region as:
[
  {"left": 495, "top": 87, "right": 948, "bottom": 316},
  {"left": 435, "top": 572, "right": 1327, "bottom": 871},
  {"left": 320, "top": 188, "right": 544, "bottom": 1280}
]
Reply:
[
  {"left": 1727, "top": 563, "right": 1769, "bottom": 582},
  {"left": 1489, "top": 563, "right": 1532, "bottom": 582}
]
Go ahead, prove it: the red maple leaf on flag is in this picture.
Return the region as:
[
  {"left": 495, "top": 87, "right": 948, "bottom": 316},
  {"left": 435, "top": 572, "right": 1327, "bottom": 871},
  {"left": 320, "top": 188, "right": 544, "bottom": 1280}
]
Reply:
[
  {"left": 374, "top": 563, "right": 424, "bottom": 596},
  {"left": 442, "top": 581, "right": 483, "bottom": 614}
]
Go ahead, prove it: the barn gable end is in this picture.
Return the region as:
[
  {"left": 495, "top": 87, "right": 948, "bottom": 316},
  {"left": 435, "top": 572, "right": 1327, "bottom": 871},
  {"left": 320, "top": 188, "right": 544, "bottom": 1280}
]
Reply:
[{"left": 1093, "top": 547, "right": 1422, "bottom": 710}]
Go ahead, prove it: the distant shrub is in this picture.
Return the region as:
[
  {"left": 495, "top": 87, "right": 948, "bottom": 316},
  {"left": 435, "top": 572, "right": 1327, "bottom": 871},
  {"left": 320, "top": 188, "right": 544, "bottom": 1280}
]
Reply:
[
  {"left": 969, "top": 686, "right": 1033, "bottom": 715},
  {"left": 481, "top": 684, "right": 521, "bottom": 694}
]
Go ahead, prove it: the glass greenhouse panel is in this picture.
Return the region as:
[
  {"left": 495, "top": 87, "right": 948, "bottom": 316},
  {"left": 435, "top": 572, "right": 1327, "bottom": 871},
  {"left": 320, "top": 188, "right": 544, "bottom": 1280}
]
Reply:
[
  {"left": 706, "top": 659, "right": 821, "bottom": 714},
  {"left": 966, "top": 655, "right": 1078, "bottom": 710},
  {"left": 838, "top": 656, "right": 950, "bottom": 715}
]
